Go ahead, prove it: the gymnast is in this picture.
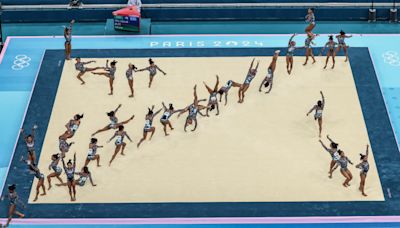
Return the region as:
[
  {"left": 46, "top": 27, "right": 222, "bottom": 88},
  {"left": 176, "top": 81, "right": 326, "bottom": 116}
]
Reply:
[
  {"left": 109, "top": 125, "right": 132, "bottom": 165},
  {"left": 64, "top": 19, "right": 74, "bottom": 60},
  {"left": 356, "top": 145, "right": 370, "bottom": 196},
  {"left": 20, "top": 124, "right": 38, "bottom": 165},
  {"left": 75, "top": 167, "right": 96, "bottom": 187},
  {"left": 60, "top": 114, "right": 83, "bottom": 139},
  {"left": 126, "top": 63, "right": 138, "bottom": 98},
  {"left": 319, "top": 135, "right": 340, "bottom": 178},
  {"left": 178, "top": 85, "right": 207, "bottom": 132},
  {"left": 92, "top": 60, "right": 117, "bottom": 95},
  {"left": 305, "top": 8, "right": 316, "bottom": 33},
  {"left": 259, "top": 50, "right": 280, "bottom": 94},
  {"left": 218, "top": 80, "right": 241, "bottom": 106},
  {"left": 92, "top": 104, "right": 134, "bottom": 136},
  {"left": 20, "top": 156, "right": 46, "bottom": 202},
  {"left": 160, "top": 102, "right": 181, "bottom": 136},
  {"left": 58, "top": 135, "right": 74, "bottom": 158},
  {"left": 84, "top": 138, "right": 103, "bottom": 167},
  {"left": 303, "top": 33, "right": 318, "bottom": 66},
  {"left": 306, "top": 91, "right": 325, "bottom": 138},
  {"left": 336, "top": 30, "right": 353, "bottom": 62},
  {"left": 137, "top": 58, "right": 167, "bottom": 88},
  {"left": 320, "top": 35, "right": 338, "bottom": 69},
  {"left": 47, "top": 153, "right": 64, "bottom": 190},
  {"left": 286, "top": 33, "right": 299, "bottom": 75},
  {"left": 74, "top": 57, "right": 101, "bottom": 85},
  {"left": 238, "top": 58, "right": 259, "bottom": 103},
  {"left": 204, "top": 75, "right": 220, "bottom": 116},
  {"left": 332, "top": 150, "right": 354, "bottom": 187},
  {"left": 1, "top": 184, "right": 25, "bottom": 228},
  {"left": 59, "top": 153, "right": 76, "bottom": 201},
  {"left": 137, "top": 105, "right": 162, "bottom": 148}
]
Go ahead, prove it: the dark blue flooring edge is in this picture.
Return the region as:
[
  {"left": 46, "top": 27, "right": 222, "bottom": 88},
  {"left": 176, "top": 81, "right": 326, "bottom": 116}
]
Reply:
[{"left": 1, "top": 47, "right": 399, "bottom": 219}]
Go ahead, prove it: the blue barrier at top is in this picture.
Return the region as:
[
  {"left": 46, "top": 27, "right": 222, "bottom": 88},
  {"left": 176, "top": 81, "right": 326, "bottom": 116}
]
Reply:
[{"left": 0, "top": 0, "right": 394, "bottom": 5}]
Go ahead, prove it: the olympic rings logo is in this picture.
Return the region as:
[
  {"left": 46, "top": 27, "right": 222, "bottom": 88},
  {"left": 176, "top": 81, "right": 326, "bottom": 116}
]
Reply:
[
  {"left": 11, "top": 55, "right": 31, "bottom": 70},
  {"left": 382, "top": 51, "right": 400, "bottom": 67}
]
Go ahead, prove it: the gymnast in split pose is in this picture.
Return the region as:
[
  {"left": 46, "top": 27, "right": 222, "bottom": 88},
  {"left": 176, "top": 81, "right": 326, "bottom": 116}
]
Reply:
[
  {"left": 108, "top": 125, "right": 132, "bottom": 166},
  {"left": 238, "top": 58, "right": 259, "bottom": 103},
  {"left": 92, "top": 104, "right": 134, "bottom": 136},
  {"left": 20, "top": 124, "right": 38, "bottom": 165},
  {"left": 178, "top": 85, "right": 207, "bottom": 132},
  {"left": 59, "top": 153, "right": 76, "bottom": 201},
  {"left": 204, "top": 75, "right": 220, "bottom": 116},
  {"left": 306, "top": 91, "right": 325, "bottom": 138},
  {"left": 64, "top": 19, "right": 74, "bottom": 60},
  {"left": 58, "top": 135, "right": 74, "bottom": 158},
  {"left": 92, "top": 60, "right": 117, "bottom": 95},
  {"left": 356, "top": 145, "right": 370, "bottom": 196},
  {"left": 60, "top": 114, "right": 83, "bottom": 139},
  {"left": 160, "top": 102, "right": 181, "bottom": 136},
  {"left": 319, "top": 135, "right": 340, "bottom": 178},
  {"left": 75, "top": 167, "right": 96, "bottom": 187},
  {"left": 336, "top": 30, "right": 353, "bottom": 62},
  {"left": 74, "top": 57, "right": 101, "bottom": 85},
  {"left": 138, "top": 58, "right": 167, "bottom": 88},
  {"left": 47, "top": 153, "right": 64, "bottom": 190},
  {"left": 332, "top": 150, "right": 353, "bottom": 187},
  {"left": 20, "top": 156, "right": 46, "bottom": 202},
  {"left": 305, "top": 8, "right": 316, "bottom": 33},
  {"left": 286, "top": 33, "right": 301, "bottom": 75},
  {"left": 320, "top": 35, "right": 338, "bottom": 69},
  {"left": 303, "top": 33, "right": 318, "bottom": 66},
  {"left": 218, "top": 80, "right": 241, "bottom": 106},
  {"left": 259, "top": 50, "right": 280, "bottom": 94},
  {"left": 126, "top": 63, "right": 138, "bottom": 97},
  {"left": 1, "top": 184, "right": 25, "bottom": 228},
  {"left": 84, "top": 138, "right": 103, "bottom": 167},
  {"left": 137, "top": 105, "right": 162, "bottom": 148}
]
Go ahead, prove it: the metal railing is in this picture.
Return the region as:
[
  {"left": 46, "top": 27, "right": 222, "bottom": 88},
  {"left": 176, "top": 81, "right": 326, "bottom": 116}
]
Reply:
[{"left": 0, "top": 2, "right": 396, "bottom": 10}]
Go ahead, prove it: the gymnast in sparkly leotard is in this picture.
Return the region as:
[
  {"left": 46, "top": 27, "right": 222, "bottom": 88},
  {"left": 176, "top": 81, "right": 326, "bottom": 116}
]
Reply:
[
  {"left": 303, "top": 33, "right": 318, "bottom": 66},
  {"left": 306, "top": 91, "right": 325, "bottom": 138},
  {"left": 238, "top": 58, "right": 259, "bottom": 103},
  {"left": 60, "top": 114, "right": 83, "bottom": 139},
  {"left": 305, "top": 8, "right": 316, "bottom": 34},
  {"left": 126, "top": 63, "right": 138, "bottom": 97},
  {"left": 60, "top": 153, "right": 76, "bottom": 201},
  {"left": 20, "top": 156, "right": 46, "bottom": 202},
  {"left": 137, "top": 105, "right": 162, "bottom": 148},
  {"left": 108, "top": 125, "right": 132, "bottom": 165},
  {"left": 74, "top": 57, "right": 101, "bottom": 85},
  {"left": 64, "top": 19, "right": 74, "bottom": 60},
  {"left": 84, "top": 138, "right": 103, "bottom": 167},
  {"left": 286, "top": 33, "right": 301, "bottom": 75},
  {"left": 320, "top": 35, "right": 338, "bottom": 69},
  {"left": 332, "top": 150, "right": 354, "bottom": 187},
  {"left": 20, "top": 124, "right": 38, "bottom": 165},
  {"left": 217, "top": 79, "right": 241, "bottom": 105},
  {"left": 92, "top": 104, "right": 134, "bottom": 136},
  {"left": 203, "top": 75, "right": 220, "bottom": 116},
  {"left": 47, "top": 153, "right": 64, "bottom": 190},
  {"left": 1, "top": 185, "right": 25, "bottom": 227},
  {"left": 356, "top": 145, "right": 370, "bottom": 196},
  {"left": 178, "top": 85, "right": 207, "bottom": 132},
  {"left": 138, "top": 58, "right": 167, "bottom": 88},
  {"left": 319, "top": 135, "right": 340, "bottom": 178},
  {"left": 336, "top": 30, "right": 353, "bottom": 62},
  {"left": 160, "top": 102, "right": 182, "bottom": 136},
  {"left": 259, "top": 50, "right": 280, "bottom": 94},
  {"left": 75, "top": 167, "right": 96, "bottom": 187},
  {"left": 92, "top": 60, "right": 118, "bottom": 95}
]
